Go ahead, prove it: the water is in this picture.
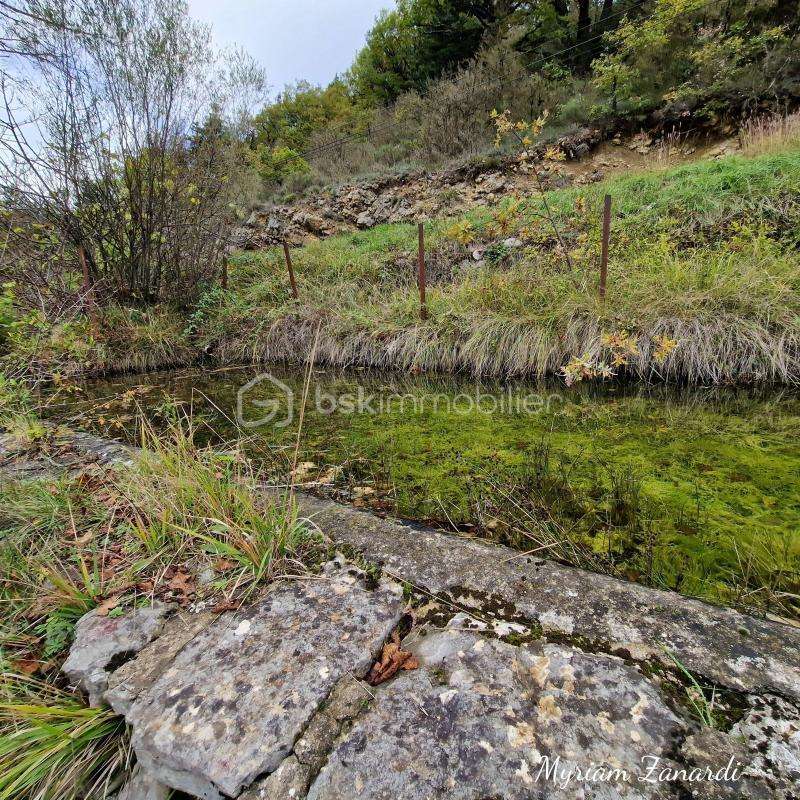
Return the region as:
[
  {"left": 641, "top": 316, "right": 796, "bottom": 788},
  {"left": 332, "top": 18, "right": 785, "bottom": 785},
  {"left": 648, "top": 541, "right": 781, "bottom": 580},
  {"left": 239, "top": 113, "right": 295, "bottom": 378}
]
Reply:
[{"left": 45, "top": 364, "right": 800, "bottom": 612}]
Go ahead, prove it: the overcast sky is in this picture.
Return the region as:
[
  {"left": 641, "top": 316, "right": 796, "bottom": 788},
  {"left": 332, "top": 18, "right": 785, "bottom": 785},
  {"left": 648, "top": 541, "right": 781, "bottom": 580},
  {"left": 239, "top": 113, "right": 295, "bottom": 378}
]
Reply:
[{"left": 188, "top": 0, "right": 392, "bottom": 97}]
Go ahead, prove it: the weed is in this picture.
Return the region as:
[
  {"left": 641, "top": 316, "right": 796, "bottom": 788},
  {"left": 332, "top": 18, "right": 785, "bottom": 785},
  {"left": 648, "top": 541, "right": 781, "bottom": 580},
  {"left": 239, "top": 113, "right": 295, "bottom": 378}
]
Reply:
[{"left": 663, "top": 649, "right": 720, "bottom": 729}]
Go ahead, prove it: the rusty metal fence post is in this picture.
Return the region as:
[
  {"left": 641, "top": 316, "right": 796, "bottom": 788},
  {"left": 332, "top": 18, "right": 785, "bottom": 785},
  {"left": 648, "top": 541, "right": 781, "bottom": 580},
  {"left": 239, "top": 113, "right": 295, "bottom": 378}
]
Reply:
[
  {"left": 599, "top": 194, "right": 612, "bottom": 301},
  {"left": 283, "top": 241, "right": 299, "bottom": 300},
  {"left": 417, "top": 222, "right": 428, "bottom": 320}
]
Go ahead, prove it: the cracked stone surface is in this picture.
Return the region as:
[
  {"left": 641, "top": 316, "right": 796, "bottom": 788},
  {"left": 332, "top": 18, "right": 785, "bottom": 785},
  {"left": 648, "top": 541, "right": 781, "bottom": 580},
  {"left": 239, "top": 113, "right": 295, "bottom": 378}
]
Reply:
[
  {"left": 61, "top": 602, "right": 169, "bottom": 707},
  {"left": 120, "top": 570, "right": 403, "bottom": 800},
  {"left": 8, "top": 432, "right": 800, "bottom": 799},
  {"left": 678, "top": 693, "right": 800, "bottom": 799},
  {"left": 105, "top": 610, "right": 216, "bottom": 715},
  {"left": 292, "top": 493, "right": 800, "bottom": 701},
  {"left": 242, "top": 677, "right": 370, "bottom": 800},
  {"left": 680, "top": 692, "right": 800, "bottom": 799},
  {"left": 307, "top": 629, "right": 685, "bottom": 799},
  {"left": 117, "top": 765, "right": 170, "bottom": 800}
]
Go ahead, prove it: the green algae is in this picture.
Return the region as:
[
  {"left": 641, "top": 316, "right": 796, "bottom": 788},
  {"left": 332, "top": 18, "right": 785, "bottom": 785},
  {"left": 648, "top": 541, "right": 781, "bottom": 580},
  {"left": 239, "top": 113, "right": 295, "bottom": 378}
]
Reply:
[{"left": 48, "top": 366, "right": 800, "bottom": 615}]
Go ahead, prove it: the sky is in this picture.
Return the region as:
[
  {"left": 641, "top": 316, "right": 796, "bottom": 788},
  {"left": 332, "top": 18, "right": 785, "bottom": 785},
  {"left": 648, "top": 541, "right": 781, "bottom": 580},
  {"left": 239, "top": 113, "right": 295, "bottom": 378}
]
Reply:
[{"left": 188, "top": 0, "right": 392, "bottom": 96}]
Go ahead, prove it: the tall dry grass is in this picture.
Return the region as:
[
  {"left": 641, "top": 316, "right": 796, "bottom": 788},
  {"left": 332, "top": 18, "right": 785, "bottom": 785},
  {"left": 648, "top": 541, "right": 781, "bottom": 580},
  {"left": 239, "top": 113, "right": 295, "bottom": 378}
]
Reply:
[
  {"left": 215, "top": 310, "right": 800, "bottom": 385},
  {"left": 740, "top": 112, "right": 800, "bottom": 156}
]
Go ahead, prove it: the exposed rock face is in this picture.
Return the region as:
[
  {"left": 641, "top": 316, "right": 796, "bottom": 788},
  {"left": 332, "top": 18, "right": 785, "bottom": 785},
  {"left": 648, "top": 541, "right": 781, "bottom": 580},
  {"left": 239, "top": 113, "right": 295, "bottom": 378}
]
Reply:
[
  {"left": 13, "top": 431, "right": 800, "bottom": 799},
  {"left": 681, "top": 694, "right": 800, "bottom": 799},
  {"left": 106, "top": 610, "right": 217, "bottom": 715},
  {"left": 293, "top": 493, "right": 800, "bottom": 702},
  {"left": 61, "top": 602, "right": 169, "bottom": 707},
  {"left": 116, "top": 569, "right": 403, "bottom": 800},
  {"left": 309, "top": 629, "right": 684, "bottom": 799},
  {"left": 241, "top": 677, "right": 370, "bottom": 800},
  {"left": 230, "top": 128, "right": 604, "bottom": 249},
  {"left": 117, "top": 765, "right": 170, "bottom": 800}
]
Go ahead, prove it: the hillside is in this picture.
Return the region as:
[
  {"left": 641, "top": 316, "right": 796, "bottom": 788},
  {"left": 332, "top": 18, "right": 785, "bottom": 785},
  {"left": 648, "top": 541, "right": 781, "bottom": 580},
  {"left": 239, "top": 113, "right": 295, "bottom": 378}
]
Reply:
[{"left": 201, "top": 138, "right": 800, "bottom": 385}]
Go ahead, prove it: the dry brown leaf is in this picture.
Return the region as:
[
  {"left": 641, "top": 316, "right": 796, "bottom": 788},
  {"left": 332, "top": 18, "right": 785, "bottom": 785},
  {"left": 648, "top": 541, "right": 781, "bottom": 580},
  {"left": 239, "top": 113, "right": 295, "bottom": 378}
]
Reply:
[
  {"left": 367, "top": 631, "right": 418, "bottom": 686},
  {"left": 168, "top": 570, "right": 196, "bottom": 596},
  {"left": 11, "top": 657, "right": 40, "bottom": 675},
  {"left": 211, "top": 599, "right": 242, "bottom": 613},
  {"left": 95, "top": 596, "right": 119, "bottom": 617},
  {"left": 72, "top": 531, "right": 94, "bottom": 546}
]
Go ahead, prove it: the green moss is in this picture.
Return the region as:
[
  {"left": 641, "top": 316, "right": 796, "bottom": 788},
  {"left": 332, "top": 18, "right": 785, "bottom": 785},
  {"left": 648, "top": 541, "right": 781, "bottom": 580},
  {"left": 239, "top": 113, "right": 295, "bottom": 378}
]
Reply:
[{"left": 59, "top": 366, "right": 800, "bottom": 616}]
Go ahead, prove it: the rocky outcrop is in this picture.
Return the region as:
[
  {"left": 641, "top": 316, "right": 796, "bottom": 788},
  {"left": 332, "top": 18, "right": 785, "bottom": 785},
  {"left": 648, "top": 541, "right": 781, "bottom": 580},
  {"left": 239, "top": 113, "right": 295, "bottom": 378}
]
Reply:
[
  {"left": 71, "top": 583, "right": 799, "bottom": 800},
  {"left": 230, "top": 128, "right": 604, "bottom": 249},
  {"left": 61, "top": 602, "right": 169, "bottom": 707},
  {"left": 309, "top": 628, "right": 684, "bottom": 799},
  {"left": 106, "top": 567, "right": 403, "bottom": 800},
  {"left": 293, "top": 493, "right": 800, "bottom": 702}
]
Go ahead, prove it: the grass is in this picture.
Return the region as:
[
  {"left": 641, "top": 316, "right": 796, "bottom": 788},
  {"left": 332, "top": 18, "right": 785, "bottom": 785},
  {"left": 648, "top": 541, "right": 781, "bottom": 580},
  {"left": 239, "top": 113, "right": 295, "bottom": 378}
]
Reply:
[
  {"left": 1, "top": 144, "right": 798, "bottom": 387},
  {"left": 203, "top": 147, "right": 800, "bottom": 385},
  {"left": 0, "top": 675, "right": 127, "bottom": 800},
  {"left": 0, "top": 414, "right": 319, "bottom": 799}
]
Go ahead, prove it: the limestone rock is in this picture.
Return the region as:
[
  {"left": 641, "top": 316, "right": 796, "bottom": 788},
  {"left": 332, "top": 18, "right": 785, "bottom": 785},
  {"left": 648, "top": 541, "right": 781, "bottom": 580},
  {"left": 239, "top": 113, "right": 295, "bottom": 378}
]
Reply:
[
  {"left": 62, "top": 603, "right": 169, "bottom": 707},
  {"left": 122, "top": 571, "right": 403, "bottom": 799},
  {"left": 243, "top": 676, "right": 370, "bottom": 800},
  {"left": 239, "top": 756, "right": 310, "bottom": 800},
  {"left": 680, "top": 695, "right": 800, "bottom": 799},
  {"left": 308, "top": 629, "right": 685, "bottom": 799},
  {"left": 681, "top": 729, "right": 772, "bottom": 799},
  {"left": 355, "top": 211, "right": 375, "bottom": 229},
  {"left": 117, "top": 766, "right": 170, "bottom": 800},
  {"left": 293, "top": 492, "right": 800, "bottom": 701},
  {"left": 105, "top": 610, "right": 216, "bottom": 715}
]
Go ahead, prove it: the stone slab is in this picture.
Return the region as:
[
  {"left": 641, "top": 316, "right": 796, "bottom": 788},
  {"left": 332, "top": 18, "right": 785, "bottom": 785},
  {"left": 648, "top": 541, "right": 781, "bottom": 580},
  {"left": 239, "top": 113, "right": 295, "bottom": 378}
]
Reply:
[
  {"left": 122, "top": 569, "right": 403, "bottom": 799},
  {"left": 61, "top": 603, "right": 169, "bottom": 707},
  {"left": 308, "top": 628, "right": 685, "bottom": 799},
  {"left": 292, "top": 493, "right": 800, "bottom": 700},
  {"left": 106, "top": 611, "right": 217, "bottom": 715}
]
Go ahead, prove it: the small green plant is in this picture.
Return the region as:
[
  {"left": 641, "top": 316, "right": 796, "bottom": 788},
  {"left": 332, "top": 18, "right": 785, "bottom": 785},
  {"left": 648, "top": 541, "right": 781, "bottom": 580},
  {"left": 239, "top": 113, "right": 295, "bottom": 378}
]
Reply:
[{"left": 663, "top": 648, "right": 719, "bottom": 728}]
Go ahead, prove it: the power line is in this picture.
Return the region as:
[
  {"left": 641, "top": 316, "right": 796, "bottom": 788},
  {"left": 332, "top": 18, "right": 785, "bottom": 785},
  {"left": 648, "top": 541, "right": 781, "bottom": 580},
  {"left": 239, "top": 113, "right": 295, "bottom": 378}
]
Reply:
[{"left": 268, "top": 0, "right": 698, "bottom": 170}]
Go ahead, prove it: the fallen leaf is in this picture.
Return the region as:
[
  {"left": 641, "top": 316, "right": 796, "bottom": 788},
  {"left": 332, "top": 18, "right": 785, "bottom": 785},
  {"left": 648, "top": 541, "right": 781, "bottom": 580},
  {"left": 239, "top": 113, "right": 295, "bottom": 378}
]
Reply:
[
  {"left": 95, "top": 596, "right": 120, "bottom": 617},
  {"left": 11, "top": 657, "right": 40, "bottom": 675},
  {"left": 367, "top": 631, "right": 418, "bottom": 686},
  {"left": 168, "top": 570, "right": 196, "bottom": 597},
  {"left": 212, "top": 599, "right": 242, "bottom": 613}
]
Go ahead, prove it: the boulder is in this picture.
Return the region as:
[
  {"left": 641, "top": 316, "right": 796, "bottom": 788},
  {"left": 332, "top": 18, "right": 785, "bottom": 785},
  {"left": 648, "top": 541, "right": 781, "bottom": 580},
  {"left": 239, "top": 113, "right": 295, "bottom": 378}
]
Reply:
[
  {"left": 355, "top": 211, "right": 375, "bottom": 229},
  {"left": 61, "top": 603, "right": 169, "bottom": 707}
]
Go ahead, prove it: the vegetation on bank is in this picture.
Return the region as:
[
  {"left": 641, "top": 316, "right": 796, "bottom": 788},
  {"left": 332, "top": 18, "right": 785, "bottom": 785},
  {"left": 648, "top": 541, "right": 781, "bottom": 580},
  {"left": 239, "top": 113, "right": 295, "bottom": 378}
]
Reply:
[
  {"left": 252, "top": 0, "right": 800, "bottom": 190},
  {"left": 0, "top": 419, "right": 319, "bottom": 798},
  {"left": 205, "top": 145, "right": 800, "bottom": 384},
  {"left": 2, "top": 142, "right": 799, "bottom": 387}
]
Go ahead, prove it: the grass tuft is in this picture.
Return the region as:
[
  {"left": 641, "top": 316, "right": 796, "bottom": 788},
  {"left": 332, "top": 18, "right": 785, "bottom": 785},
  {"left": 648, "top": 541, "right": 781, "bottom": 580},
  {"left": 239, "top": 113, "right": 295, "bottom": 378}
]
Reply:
[{"left": 0, "top": 674, "right": 127, "bottom": 800}]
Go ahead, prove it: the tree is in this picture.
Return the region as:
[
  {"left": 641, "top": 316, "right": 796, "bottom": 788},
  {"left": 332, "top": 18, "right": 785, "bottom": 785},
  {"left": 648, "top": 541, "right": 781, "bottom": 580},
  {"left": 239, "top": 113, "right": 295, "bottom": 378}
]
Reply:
[
  {"left": 0, "top": 0, "right": 264, "bottom": 304},
  {"left": 348, "top": 0, "right": 500, "bottom": 105}
]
